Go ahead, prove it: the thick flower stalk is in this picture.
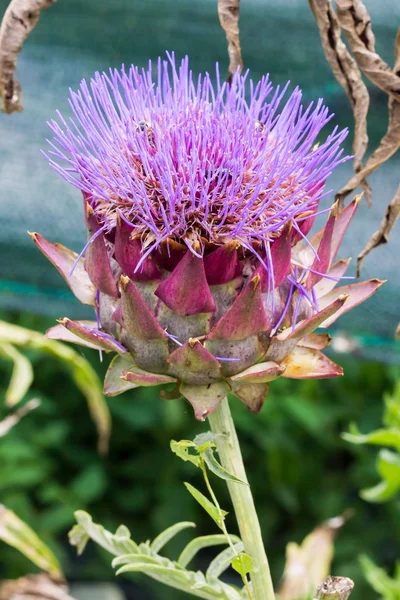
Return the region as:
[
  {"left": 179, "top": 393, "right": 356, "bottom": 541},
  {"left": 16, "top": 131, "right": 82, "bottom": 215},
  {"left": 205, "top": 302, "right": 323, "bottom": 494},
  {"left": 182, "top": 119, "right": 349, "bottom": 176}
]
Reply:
[{"left": 31, "top": 54, "right": 382, "bottom": 419}]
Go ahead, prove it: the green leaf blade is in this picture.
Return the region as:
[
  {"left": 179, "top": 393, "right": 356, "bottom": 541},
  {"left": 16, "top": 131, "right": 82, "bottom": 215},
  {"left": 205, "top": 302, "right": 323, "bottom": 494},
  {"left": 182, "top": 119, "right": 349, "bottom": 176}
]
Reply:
[
  {"left": 0, "top": 505, "right": 62, "bottom": 578},
  {"left": 151, "top": 521, "right": 196, "bottom": 553},
  {"left": 178, "top": 534, "right": 242, "bottom": 568},
  {"left": 183, "top": 483, "right": 227, "bottom": 530}
]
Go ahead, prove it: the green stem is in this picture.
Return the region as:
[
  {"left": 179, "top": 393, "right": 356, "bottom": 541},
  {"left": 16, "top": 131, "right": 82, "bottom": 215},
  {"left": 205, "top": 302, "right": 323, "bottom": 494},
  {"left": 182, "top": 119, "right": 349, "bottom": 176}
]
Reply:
[
  {"left": 208, "top": 397, "right": 275, "bottom": 600},
  {"left": 201, "top": 463, "right": 253, "bottom": 600}
]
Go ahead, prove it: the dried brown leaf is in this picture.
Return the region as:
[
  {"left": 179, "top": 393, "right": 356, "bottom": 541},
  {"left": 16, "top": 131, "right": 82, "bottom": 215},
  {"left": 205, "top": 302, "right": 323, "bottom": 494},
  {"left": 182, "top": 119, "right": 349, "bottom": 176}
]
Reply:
[
  {"left": 0, "top": 574, "right": 75, "bottom": 600},
  {"left": 308, "top": 0, "right": 369, "bottom": 185},
  {"left": 336, "top": 0, "right": 400, "bottom": 101},
  {"left": 217, "top": 0, "right": 243, "bottom": 79},
  {"left": 278, "top": 514, "right": 347, "bottom": 600},
  {"left": 356, "top": 184, "right": 400, "bottom": 276},
  {"left": 0, "top": 0, "right": 56, "bottom": 114},
  {"left": 337, "top": 28, "right": 400, "bottom": 204}
]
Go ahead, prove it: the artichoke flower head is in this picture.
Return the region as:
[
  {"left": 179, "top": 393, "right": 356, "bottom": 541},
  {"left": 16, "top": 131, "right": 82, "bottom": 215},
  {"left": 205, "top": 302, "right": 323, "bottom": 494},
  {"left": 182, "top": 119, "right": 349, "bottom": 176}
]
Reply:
[{"left": 32, "top": 53, "right": 383, "bottom": 419}]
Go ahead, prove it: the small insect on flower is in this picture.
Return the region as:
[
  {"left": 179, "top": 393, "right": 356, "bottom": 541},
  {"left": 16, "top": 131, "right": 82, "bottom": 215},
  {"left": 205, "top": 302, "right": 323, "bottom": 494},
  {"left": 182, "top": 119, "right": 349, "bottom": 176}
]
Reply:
[{"left": 32, "top": 52, "right": 384, "bottom": 420}]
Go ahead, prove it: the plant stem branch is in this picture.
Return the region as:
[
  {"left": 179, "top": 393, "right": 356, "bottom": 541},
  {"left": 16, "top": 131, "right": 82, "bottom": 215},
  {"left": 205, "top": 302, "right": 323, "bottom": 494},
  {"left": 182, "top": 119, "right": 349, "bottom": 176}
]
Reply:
[
  {"left": 208, "top": 397, "right": 275, "bottom": 600},
  {"left": 201, "top": 462, "right": 253, "bottom": 599}
]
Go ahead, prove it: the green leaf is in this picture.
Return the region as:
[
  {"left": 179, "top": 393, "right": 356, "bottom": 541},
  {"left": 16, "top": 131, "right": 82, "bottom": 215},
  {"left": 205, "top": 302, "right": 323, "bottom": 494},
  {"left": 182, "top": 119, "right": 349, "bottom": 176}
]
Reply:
[
  {"left": 361, "top": 450, "right": 400, "bottom": 503},
  {"left": 184, "top": 483, "right": 227, "bottom": 529},
  {"left": 0, "top": 343, "right": 34, "bottom": 406},
  {"left": 206, "top": 542, "right": 244, "bottom": 580},
  {"left": 0, "top": 504, "right": 62, "bottom": 577},
  {"left": 0, "top": 320, "right": 110, "bottom": 454},
  {"left": 171, "top": 440, "right": 201, "bottom": 468},
  {"left": 69, "top": 512, "right": 242, "bottom": 600},
  {"left": 112, "top": 553, "right": 161, "bottom": 568},
  {"left": 193, "top": 433, "right": 248, "bottom": 485},
  {"left": 202, "top": 447, "right": 248, "bottom": 486},
  {"left": 69, "top": 510, "right": 139, "bottom": 556},
  {"left": 231, "top": 552, "right": 253, "bottom": 578},
  {"left": 151, "top": 521, "right": 196, "bottom": 553},
  {"left": 383, "top": 382, "right": 400, "bottom": 429},
  {"left": 343, "top": 426, "right": 400, "bottom": 452},
  {"left": 178, "top": 534, "right": 242, "bottom": 568},
  {"left": 360, "top": 554, "right": 400, "bottom": 598},
  {"left": 115, "top": 562, "right": 224, "bottom": 599}
]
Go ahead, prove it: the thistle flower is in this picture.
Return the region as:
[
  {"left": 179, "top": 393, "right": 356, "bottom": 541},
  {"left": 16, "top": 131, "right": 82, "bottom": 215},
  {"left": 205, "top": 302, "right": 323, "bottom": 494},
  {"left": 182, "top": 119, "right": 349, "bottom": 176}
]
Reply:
[{"left": 31, "top": 54, "right": 383, "bottom": 419}]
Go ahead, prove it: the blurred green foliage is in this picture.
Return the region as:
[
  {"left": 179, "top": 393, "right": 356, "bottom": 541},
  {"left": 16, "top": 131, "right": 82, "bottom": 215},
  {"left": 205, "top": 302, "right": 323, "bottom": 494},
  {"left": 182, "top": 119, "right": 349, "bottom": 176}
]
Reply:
[
  {"left": 343, "top": 382, "right": 400, "bottom": 503},
  {"left": 360, "top": 555, "right": 400, "bottom": 600},
  {"left": 0, "top": 309, "right": 399, "bottom": 599}
]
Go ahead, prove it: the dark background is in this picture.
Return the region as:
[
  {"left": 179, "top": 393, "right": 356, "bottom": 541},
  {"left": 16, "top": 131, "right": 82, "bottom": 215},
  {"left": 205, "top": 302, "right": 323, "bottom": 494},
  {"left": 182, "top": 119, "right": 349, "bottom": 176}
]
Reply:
[{"left": 0, "top": 0, "right": 399, "bottom": 598}]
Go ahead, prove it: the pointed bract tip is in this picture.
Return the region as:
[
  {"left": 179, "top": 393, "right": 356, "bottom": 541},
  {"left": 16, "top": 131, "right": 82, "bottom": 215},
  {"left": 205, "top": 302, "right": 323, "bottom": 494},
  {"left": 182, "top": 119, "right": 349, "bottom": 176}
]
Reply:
[
  {"left": 331, "top": 200, "right": 340, "bottom": 218},
  {"left": 188, "top": 337, "right": 198, "bottom": 348},
  {"left": 192, "top": 239, "right": 201, "bottom": 253},
  {"left": 120, "top": 275, "right": 130, "bottom": 290},
  {"left": 252, "top": 273, "right": 261, "bottom": 290},
  {"left": 27, "top": 231, "right": 37, "bottom": 241},
  {"left": 86, "top": 202, "right": 94, "bottom": 219},
  {"left": 337, "top": 293, "right": 349, "bottom": 303},
  {"left": 57, "top": 317, "right": 69, "bottom": 325}
]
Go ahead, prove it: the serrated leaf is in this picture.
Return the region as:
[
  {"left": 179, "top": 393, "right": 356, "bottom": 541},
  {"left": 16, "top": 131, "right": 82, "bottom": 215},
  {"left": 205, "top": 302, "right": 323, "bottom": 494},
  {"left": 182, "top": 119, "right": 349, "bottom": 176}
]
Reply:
[
  {"left": 206, "top": 542, "right": 244, "bottom": 580},
  {"left": 0, "top": 505, "right": 62, "bottom": 578},
  {"left": 184, "top": 483, "right": 227, "bottom": 529},
  {"left": 171, "top": 440, "right": 201, "bottom": 467},
  {"left": 178, "top": 534, "right": 241, "bottom": 568},
  {"left": 69, "top": 511, "right": 139, "bottom": 556},
  {"left": 0, "top": 343, "right": 34, "bottom": 406},
  {"left": 231, "top": 552, "right": 253, "bottom": 578},
  {"left": 151, "top": 521, "right": 196, "bottom": 553},
  {"left": 69, "top": 512, "right": 241, "bottom": 600}
]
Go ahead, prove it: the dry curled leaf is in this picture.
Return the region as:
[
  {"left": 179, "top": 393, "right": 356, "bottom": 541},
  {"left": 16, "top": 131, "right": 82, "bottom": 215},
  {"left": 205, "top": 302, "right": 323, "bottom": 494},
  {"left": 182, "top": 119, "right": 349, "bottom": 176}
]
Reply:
[
  {"left": 0, "top": 0, "right": 56, "bottom": 114},
  {"left": 336, "top": 0, "right": 400, "bottom": 101},
  {"left": 217, "top": 0, "right": 243, "bottom": 79},
  {"left": 0, "top": 574, "right": 75, "bottom": 600},
  {"left": 308, "top": 0, "right": 370, "bottom": 197},
  {"left": 357, "top": 185, "right": 400, "bottom": 276},
  {"left": 337, "top": 29, "right": 400, "bottom": 204},
  {"left": 310, "top": 0, "right": 400, "bottom": 282}
]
